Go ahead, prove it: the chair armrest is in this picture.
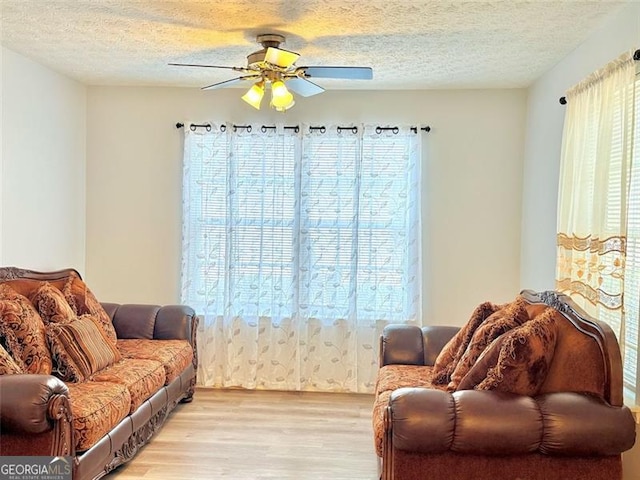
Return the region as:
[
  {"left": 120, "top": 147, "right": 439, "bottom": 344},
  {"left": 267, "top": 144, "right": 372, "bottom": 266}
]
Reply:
[
  {"left": 387, "top": 388, "right": 635, "bottom": 456},
  {"left": 0, "top": 374, "right": 70, "bottom": 434}
]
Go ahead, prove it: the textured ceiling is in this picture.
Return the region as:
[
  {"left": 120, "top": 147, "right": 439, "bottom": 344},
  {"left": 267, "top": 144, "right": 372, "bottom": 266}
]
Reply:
[{"left": 0, "top": 0, "right": 628, "bottom": 90}]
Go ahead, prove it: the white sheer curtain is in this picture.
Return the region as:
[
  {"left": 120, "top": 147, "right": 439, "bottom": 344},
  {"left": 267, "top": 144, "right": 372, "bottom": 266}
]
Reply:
[
  {"left": 556, "top": 50, "right": 639, "bottom": 402},
  {"left": 181, "top": 124, "right": 422, "bottom": 393}
]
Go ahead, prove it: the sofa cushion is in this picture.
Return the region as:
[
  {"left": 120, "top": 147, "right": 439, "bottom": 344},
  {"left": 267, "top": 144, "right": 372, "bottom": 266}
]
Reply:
[
  {"left": 431, "top": 302, "right": 504, "bottom": 385},
  {"left": 62, "top": 274, "right": 117, "bottom": 345},
  {"left": 66, "top": 381, "right": 131, "bottom": 451},
  {"left": 376, "top": 364, "right": 436, "bottom": 396},
  {"left": 0, "top": 285, "right": 52, "bottom": 375},
  {"left": 448, "top": 297, "right": 529, "bottom": 391},
  {"left": 116, "top": 339, "right": 193, "bottom": 384},
  {"left": 29, "top": 282, "right": 76, "bottom": 324},
  {"left": 458, "top": 308, "right": 558, "bottom": 396},
  {"left": 0, "top": 343, "right": 23, "bottom": 375},
  {"left": 91, "top": 358, "right": 166, "bottom": 413},
  {"left": 47, "top": 314, "right": 122, "bottom": 382}
]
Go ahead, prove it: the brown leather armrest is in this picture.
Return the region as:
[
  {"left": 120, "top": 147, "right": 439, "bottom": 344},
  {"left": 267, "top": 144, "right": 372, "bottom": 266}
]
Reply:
[
  {"left": 154, "top": 305, "right": 197, "bottom": 341},
  {"left": 0, "top": 374, "right": 69, "bottom": 434},
  {"left": 380, "top": 325, "right": 460, "bottom": 367},
  {"left": 380, "top": 325, "right": 425, "bottom": 366},
  {"left": 106, "top": 303, "right": 197, "bottom": 341},
  {"left": 388, "top": 388, "right": 635, "bottom": 456},
  {"left": 537, "top": 392, "right": 636, "bottom": 456}
]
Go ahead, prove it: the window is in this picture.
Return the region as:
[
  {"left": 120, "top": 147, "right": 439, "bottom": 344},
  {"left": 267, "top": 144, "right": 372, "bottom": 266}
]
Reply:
[
  {"left": 180, "top": 124, "right": 423, "bottom": 391},
  {"left": 556, "top": 50, "right": 640, "bottom": 405},
  {"left": 181, "top": 125, "right": 421, "bottom": 324}
]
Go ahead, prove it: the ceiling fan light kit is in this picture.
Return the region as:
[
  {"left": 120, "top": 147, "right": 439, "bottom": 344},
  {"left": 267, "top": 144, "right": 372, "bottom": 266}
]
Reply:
[
  {"left": 241, "top": 81, "right": 265, "bottom": 110},
  {"left": 170, "top": 34, "right": 373, "bottom": 112}
]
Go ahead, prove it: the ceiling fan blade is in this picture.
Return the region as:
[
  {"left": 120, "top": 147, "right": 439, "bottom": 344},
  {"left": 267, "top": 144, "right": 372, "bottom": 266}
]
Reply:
[
  {"left": 265, "top": 47, "right": 300, "bottom": 69},
  {"left": 286, "top": 77, "right": 325, "bottom": 97},
  {"left": 299, "top": 66, "right": 373, "bottom": 80},
  {"left": 169, "top": 63, "right": 250, "bottom": 73},
  {"left": 201, "top": 75, "right": 259, "bottom": 91}
]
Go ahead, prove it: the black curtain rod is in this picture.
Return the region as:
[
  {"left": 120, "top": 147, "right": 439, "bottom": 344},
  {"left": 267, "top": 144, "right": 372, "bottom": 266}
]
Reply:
[
  {"left": 176, "top": 123, "right": 431, "bottom": 134},
  {"left": 175, "top": 122, "right": 213, "bottom": 131},
  {"left": 559, "top": 48, "right": 640, "bottom": 105},
  {"left": 260, "top": 125, "right": 301, "bottom": 133}
]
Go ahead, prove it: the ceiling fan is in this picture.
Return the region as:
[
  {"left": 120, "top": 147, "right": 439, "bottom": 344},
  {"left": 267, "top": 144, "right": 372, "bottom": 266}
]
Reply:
[{"left": 169, "top": 33, "right": 373, "bottom": 111}]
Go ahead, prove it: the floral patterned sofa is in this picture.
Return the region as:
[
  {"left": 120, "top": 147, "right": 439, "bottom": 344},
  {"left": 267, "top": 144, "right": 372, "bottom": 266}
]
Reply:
[
  {"left": 373, "top": 290, "right": 636, "bottom": 480},
  {"left": 0, "top": 267, "right": 198, "bottom": 480}
]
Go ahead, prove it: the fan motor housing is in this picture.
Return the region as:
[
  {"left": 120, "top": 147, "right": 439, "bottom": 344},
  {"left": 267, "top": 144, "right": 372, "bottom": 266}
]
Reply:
[
  {"left": 247, "top": 34, "right": 286, "bottom": 68},
  {"left": 246, "top": 49, "right": 268, "bottom": 68},
  {"left": 257, "top": 33, "right": 285, "bottom": 48}
]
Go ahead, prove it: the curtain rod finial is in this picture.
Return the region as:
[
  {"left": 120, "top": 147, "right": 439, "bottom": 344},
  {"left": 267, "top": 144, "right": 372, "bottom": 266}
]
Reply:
[{"left": 559, "top": 96, "right": 567, "bottom": 105}]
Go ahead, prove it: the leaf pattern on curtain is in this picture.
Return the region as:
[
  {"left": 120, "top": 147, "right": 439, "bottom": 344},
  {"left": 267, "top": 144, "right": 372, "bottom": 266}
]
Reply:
[
  {"left": 556, "top": 234, "right": 625, "bottom": 309},
  {"left": 181, "top": 124, "right": 422, "bottom": 393}
]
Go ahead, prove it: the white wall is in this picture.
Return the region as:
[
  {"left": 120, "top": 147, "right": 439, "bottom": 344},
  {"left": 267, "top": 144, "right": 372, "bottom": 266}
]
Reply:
[
  {"left": 0, "top": 49, "right": 4, "bottom": 265},
  {"left": 1, "top": 47, "right": 86, "bottom": 272},
  {"left": 520, "top": 2, "right": 640, "bottom": 291},
  {"left": 86, "top": 86, "right": 526, "bottom": 325}
]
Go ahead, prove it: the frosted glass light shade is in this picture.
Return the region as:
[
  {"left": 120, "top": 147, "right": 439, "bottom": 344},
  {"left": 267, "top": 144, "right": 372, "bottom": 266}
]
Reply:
[
  {"left": 271, "top": 92, "right": 294, "bottom": 109},
  {"left": 271, "top": 83, "right": 294, "bottom": 109},
  {"left": 271, "top": 80, "right": 288, "bottom": 98},
  {"left": 241, "top": 83, "right": 264, "bottom": 109}
]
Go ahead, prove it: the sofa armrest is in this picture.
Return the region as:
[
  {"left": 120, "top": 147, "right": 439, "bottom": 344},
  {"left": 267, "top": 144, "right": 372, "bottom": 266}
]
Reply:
[
  {"left": 154, "top": 305, "right": 197, "bottom": 341},
  {"left": 0, "top": 374, "right": 75, "bottom": 457},
  {"left": 380, "top": 325, "right": 425, "bottom": 367},
  {"left": 0, "top": 374, "right": 70, "bottom": 434},
  {"left": 387, "top": 388, "right": 635, "bottom": 457},
  {"left": 380, "top": 325, "right": 460, "bottom": 367},
  {"left": 104, "top": 303, "right": 196, "bottom": 342}
]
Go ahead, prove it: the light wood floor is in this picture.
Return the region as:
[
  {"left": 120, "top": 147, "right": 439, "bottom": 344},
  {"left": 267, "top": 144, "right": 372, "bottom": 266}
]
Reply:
[{"left": 106, "top": 388, "right": 378, "bottom": 480}]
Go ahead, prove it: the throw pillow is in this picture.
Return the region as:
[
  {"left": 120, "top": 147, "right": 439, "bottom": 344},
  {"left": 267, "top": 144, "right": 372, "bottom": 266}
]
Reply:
[
  {"left": 0, "top": 319, "right": 27, "bottom": 371},
  {"left": 0, "top": 287, "right": 53, "bottom": 375},
  {"left": 448, "top": 296, "right": 530, "bottom": 390},
  {"left": 458, "top": 307, "right": 558, "bottom": 395},
  {"left": 29, "top": 282, "right": 76, "bottom": 324},
  {"left": 62, "top": 274, "right": 117, "bottom": 345},
  {"left": 456, "top": 335, "right": 504, "bottom": 391},
  {"left": 0, "top": 343, "right": 24, "bottom": 375},
  {"left": 0, "top": 283, "right": 22, "bottom": 300},
  {"left": 47, "top": 314, "right": 122, "bottom": 383},
  {"left": 431, "top": 301, "right": 504, "bottom": 385}
]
